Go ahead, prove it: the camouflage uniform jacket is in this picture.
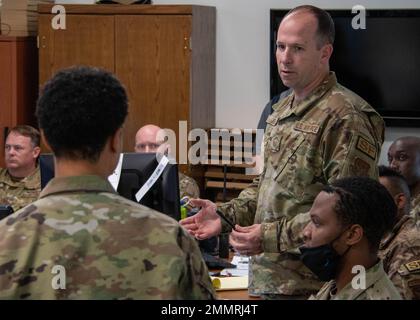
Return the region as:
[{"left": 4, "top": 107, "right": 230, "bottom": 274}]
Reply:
[
  {"left": 0, "top": 167, "right": 41, "bottom": 212},
  {"left": 379, "top": 215, "right": 420, "bottom": 299},
  {"left": 0, "top": 175, "right": 215, "bottom": 300},
  {"left": 179, "top": 172, "right": 200, "bottom": 199},
  {"left": 309, "top": 261, "right": 402, "bottom": 300},
  {"left": 218, "top": 72, "right": 384, "bottom": 296}
]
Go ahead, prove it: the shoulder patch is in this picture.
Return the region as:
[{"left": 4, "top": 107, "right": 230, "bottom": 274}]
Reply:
[
  {"left": 356, "top": 136, "right": 377, "bottom": 160},
  {"left": 294, "top": 121, "right": 320, "bottom": 134},
  {"left": 405, "top": 260, "right": 420, "bottom": 273}
]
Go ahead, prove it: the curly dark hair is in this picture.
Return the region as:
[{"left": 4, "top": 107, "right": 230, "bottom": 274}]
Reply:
[
  {"left": 323, "top": 176, "right": 397, "bottom": 252},
  {"left": 36, "top": 66, "right": 128, "bottom": 162}
]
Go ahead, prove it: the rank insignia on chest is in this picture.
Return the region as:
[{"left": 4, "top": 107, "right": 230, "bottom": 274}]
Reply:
[
  {"left": 405, "top": 260, "right": 420, "bottom": 273},
  {"left": 356, "top": 136, "right": 377, "bottom": 160},
  {"left": 293, "top": 121, "right": 320, "bottom": 134}
]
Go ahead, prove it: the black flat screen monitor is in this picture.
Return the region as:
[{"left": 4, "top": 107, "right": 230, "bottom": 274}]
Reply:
[
  {"left": 270, "top": 9, "right": 420, "bottom": 127},
  {"left": 39, "top": 153, "right": 181, "bottom": 221},
  {"left": 117, "top": 153, "right": 180, "bottom": 221}
]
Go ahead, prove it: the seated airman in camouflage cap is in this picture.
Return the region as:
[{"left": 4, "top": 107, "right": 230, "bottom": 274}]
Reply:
[
  {"left": 303, "top": 177, "right": 401, "bottom": 300},
  {"left": 0, "top": 66, "right": 215, "bottom": 300},
  {"left": 378, "top": 166, "right": 420, "bottom": 300},
  {"left": 0, "top": 125, "right": 41, "bottom": 213}
]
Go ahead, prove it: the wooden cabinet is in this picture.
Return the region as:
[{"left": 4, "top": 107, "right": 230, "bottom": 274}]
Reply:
[
  {"left": 0, "top": 36, "right": 38, "bottom": 168},
  {"left": 38, "top": 5, "right": 215, "bottom": 174}
]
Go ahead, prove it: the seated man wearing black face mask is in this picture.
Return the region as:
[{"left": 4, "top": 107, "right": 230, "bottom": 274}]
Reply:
[{"left": 301, "top": 176, "right": 402, "bottom": 300}]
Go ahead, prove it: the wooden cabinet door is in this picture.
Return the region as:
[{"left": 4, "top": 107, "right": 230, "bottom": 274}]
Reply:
[
  {"left": 115, "top": 15, "right": 192, "bottom": 152},
  {"left": 38, "top": 14, "right": 115, "bottom": 87},
  {"left": 0, "top": 41, "right": 12, "bottom": 168}
]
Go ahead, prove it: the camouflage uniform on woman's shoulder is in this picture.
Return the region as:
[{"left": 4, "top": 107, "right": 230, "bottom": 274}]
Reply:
[{"left": 0, "top": 175, "right": 215, "bottom": 300}]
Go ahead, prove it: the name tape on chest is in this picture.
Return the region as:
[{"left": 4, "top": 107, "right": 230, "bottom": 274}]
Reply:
[
  {"left": 356, "top": 136, "right": 377, "bottom": 160},
  {"left": 294, "top": 121, "right": 320, "bottom": 134}
]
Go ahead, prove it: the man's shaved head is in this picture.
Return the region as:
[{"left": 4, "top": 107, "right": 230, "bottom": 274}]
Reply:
[
  {"left": 388, "top": 136, "right": 420, "bottom": 192},
  {"left": 134, "top": 124, "right": 166, "bottom": 153}
]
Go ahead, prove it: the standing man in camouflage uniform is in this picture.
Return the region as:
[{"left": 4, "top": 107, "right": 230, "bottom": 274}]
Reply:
[
  {"left": 304, "top": 177, "right": 401, "bottom": 300},
  {"left": 387, "top": 136, "right": 420, "bottom": 219},
  {"left": 181, "top": 5, "right": 384, "bottom": 299},
  {"left": 0, "top": 125, "right": 41, "bottom": 212},
  {"left": 0, "top": 66, "right": 215, "bottom": 300},
  {"left": 135, "top": 124, "right": 200, "bottom": 199},
  {"left": 378, "top": 166, "right": 420, "bottom": 299}
]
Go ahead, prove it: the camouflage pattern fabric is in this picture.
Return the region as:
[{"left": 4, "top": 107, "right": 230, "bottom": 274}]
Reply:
[
  {"left": 179, "top": 172, "right": 200, "bottom": 199},
  {"left": 218, "top": 72, "right": 385, "bottom": 297},
  {"left": 410, "top": 192, "right": 420, "bottom": 220},
  {"left": 0, "top": 168, "right": 41, "bottom": 212},
  {"left": 379, "top": 215, "right": 420, "bottom": 299},
  {"left": 0, "top": 175, "right": 215, "bottom": 300},
  {"left": 309, "top": 261, "right": 402, "bottom": 300}
]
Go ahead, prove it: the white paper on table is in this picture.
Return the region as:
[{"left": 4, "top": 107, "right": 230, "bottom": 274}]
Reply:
[
  {"left": 230, "top": 255, "right": 249, "bottom": 270},
  {"left": 220, "top": 255, "right": 249, "bottom": 276}
]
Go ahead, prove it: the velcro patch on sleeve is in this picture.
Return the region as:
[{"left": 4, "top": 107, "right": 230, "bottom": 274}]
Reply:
[
  {"left": 405, "top": 260, "right": 420, "bottom": 273},
  {"left": 294, "top": 121, "right": 320, "bottom": 134},
  {"left": 356, "top": 136, "right": 377, "bottom": 160}
]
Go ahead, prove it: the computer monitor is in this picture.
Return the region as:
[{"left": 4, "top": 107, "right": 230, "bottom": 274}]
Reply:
[
  {"left": 39, "top": 153, "right": 181, "bottom": 221},
  {"left": 117, "top": 153, "right": 181, "bottom": 221}
]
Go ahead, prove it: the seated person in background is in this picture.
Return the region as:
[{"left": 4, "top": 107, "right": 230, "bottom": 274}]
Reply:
[
  {"left": 387, "top": 136, "right": 420, "bottom": 219},
  {"left": 303, "top": 176, "right": 401, "bottom": 300},
  {"left": 378, "top": 165, "right": 420, "bottom": 300},
  {"left": 134, "top": 124, "right": 200, "bottom": 199},
  {"left": 135, "top": 125, "right": 219, "bottom": 256},
  {"left": 0, "top": 66, "right": 215, "bottom": 300},
  {"left": 0, "top": 125, "right": 41, "bottom": 212}
]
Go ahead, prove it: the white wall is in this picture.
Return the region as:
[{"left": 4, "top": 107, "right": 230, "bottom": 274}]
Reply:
[{"left": 154, "top": 0, "right": 420, "bottom": 163}]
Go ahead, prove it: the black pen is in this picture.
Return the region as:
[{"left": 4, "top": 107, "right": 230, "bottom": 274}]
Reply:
[{"left": 216, "top": 209, "right": 236, "bottom": 230}]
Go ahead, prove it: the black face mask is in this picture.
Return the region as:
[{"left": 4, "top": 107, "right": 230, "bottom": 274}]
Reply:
[{"left": 299, "top": 231, "right": 351, "bottom": 282}]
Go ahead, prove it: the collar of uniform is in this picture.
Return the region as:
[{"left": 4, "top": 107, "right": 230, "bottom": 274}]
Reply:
[
  {"left": 380, "top": 215, "right": 413, "bottom": 250},
  {"left": 291, "top": 71, "right": 337, "bottom": 117},
  {"left": 0, "top": 167, "right": 40, "bottom": 189},
  {"left": 39, "top": 175, "right": 117, "bottom": 199},
  {"left": 267, "top": 72, "right": 337, "bottom": 124},
  {"left": 334, "top": 260, "right": 385, "bottom": 300}
]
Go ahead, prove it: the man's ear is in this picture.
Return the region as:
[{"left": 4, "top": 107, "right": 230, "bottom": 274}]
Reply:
[
  {"left": 345, "top": 224, "right": 364, "bottom": 246},
  {"left": 33, "top": 146, "right": 41, "bottom": 159},
  {"left": 110, "top": 127, "right": 124, "bottom": 153},
  {"left": 394, "top": 193, "right": 407, "bottom": 211},
  {"left": 320, "top": 43, "right": 333, "bottom": 64}
]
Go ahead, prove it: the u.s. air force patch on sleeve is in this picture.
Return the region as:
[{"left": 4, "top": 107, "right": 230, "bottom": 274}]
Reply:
[{"left": 356, "top": 136, "right": 377, "bottom": 160}]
